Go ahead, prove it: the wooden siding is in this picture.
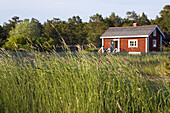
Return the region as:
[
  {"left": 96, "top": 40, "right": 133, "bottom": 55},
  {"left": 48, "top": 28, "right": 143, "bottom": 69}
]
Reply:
[
  {"left": 103, "top": 38, "right": 146, "bottom": 53},
  {"left": 149, "top": 28, "right": 161, "bottom": 51},
  {"left": 120, "top": 38, "right": 146, "bottom": 52},
  {"left": 104, "top": 38, "right": 114, "bottom": 49},
  {"left": 103, "top": 28, "right": 162, "bottom": 52}
]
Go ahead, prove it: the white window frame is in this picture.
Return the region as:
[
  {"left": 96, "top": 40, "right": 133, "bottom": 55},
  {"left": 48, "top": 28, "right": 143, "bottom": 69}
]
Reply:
[
  {"left": 153, "top": 39, "right": 157, "bottom": 48},
  {"left": 153, "top": 29, "right": 156, "bottom": 36},
  {"left": 128, "top": 39, "right": 138, "bottom": 48}
]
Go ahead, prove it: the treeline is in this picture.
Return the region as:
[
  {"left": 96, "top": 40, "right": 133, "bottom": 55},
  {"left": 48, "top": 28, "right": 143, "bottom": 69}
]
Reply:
[{"left": 0, "top": 5, "right": 169, "bottom": 50}]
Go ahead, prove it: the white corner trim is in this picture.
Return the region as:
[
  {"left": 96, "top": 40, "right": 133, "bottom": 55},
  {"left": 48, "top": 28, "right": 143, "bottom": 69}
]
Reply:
[
  {"left": 145, "top": 38, "right": 148, "bottom": 53},
  {"left": 118, "top": 38, "right": 120, "bottom": 52},
  {"left": 145, "top": 37, "right": 149, "bottom": 53},
  {"left": 100, "top": 35, "right": 149, "bottom": 39},
  {"left": 129, "top": 52, "right": 141, "bottom": 54},
  {"left": 102, "top": 38, "right": 104, "bottom": 46}
]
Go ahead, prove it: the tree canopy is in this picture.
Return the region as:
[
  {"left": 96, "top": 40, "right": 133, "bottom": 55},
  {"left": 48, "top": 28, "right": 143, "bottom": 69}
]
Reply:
[
  {"left": 152, "top": 5, "right": 170, "bottom": 39},
  {"left": 4, "top": 20, "right": 41, "bottom": 50},
  {"left": 0, "top": 5, "right": 169, "bottom": 50}
]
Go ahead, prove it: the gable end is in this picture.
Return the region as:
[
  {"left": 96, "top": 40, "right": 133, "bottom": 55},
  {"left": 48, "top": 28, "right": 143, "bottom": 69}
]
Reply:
[{"left": 148, "top": 25, "right": 165, "bottom": 38}]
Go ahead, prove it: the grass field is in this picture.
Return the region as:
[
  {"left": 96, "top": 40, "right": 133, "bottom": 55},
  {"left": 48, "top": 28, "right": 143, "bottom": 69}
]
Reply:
[{"left": 0, "top": 50, "right": 169, "bottom": 113}]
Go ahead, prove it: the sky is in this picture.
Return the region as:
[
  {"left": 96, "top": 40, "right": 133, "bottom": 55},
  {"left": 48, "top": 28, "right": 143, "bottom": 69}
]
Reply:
[{"left": 0, "top": 0, "right": 169, "bottom": 25}]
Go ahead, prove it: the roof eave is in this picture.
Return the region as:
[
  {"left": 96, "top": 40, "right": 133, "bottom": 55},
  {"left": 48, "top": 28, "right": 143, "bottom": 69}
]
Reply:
[
  {"left": 100, "top": 35, "right": 149, "bottom": 39},
  {"left": 148, "top": 25, "right": 165, "bottom": 38}
]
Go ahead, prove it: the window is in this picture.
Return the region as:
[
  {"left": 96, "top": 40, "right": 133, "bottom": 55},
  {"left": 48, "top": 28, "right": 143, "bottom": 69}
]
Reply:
[
  {"left": 128, "top": 40, "right": 138, "bottom": 48},
  {"left": 153, "top": 39, "right": 157, "bottom": 47},
  {"left": 153, "top": 29, "right": 156, "bottom": 36}
]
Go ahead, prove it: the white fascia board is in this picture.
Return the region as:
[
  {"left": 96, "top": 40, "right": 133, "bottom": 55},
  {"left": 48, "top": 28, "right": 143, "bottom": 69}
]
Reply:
[
  {"left": 148, "top": 25, "right": 165, "bottom": 38},
  {"left": 156, "top": 25, "right": 165, "bottom": 38},
  {"left": 100, "top": 35, "right": 148, "bottom": 39}
]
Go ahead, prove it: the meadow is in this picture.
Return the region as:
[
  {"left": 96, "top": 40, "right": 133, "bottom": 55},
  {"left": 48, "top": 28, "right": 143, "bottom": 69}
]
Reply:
[{"left": 0, "top": 50, "right": 169, "bottom": 113}]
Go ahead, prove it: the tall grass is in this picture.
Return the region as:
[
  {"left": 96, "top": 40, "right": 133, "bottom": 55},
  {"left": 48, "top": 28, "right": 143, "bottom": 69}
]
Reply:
[{"left": 0, "top": 50, "right": 169, "bottom": 113}]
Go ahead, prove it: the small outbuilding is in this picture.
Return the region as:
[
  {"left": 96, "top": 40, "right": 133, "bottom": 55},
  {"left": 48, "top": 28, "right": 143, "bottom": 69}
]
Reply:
[{"left": 98, "top": 24, "right": 165, "bottom": 54}]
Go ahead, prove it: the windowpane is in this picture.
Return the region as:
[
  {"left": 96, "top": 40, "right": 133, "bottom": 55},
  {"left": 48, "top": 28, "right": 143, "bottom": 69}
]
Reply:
[
  {"left": 153, "top": 40, "right": 156, "bottom": 47},
  {"left": 153, "top": 30, "right": 156, "bottom": 36},
  {"left": 129, "top": 40, "right": 137, "bottom": 47}
]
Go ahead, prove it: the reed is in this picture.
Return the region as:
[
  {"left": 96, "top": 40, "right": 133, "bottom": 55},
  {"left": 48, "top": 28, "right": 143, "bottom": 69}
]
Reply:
[{"left": 0, "top": 50, "right": 169, "bottom": 113}]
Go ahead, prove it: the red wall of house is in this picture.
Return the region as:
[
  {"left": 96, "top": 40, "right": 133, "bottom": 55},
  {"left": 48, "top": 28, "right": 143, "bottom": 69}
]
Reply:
[
  {"left": 104, "top": 38, "right": 114, "bottom": 49},
  {"left": 103, "top": 38, "right": 146, "bottom": 52},
  {"left": 120, "top": 38, "right": 146, "bottom": 52},
  {"left": 149, "top": 28, "right": 161, "bottom": 51}
]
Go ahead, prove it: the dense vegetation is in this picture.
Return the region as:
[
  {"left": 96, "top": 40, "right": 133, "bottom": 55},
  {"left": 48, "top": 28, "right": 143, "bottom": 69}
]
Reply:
[
  {"left": 0, "top": 50, "right": 169, "bottom": 112},
  {"left": 0, "top": 5, "right": 170, "bottom": 50},
  {"left": 0, "top": 5, "right": 169, "bottom": 113}
]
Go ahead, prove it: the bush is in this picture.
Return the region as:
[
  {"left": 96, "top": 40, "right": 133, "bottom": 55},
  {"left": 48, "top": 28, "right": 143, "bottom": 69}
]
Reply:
[{"left": 4, "top": 35, "right": 30, "bottom": 50}]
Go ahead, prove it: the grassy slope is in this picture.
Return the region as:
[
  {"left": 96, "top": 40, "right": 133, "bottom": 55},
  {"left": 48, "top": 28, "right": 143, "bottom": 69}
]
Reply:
[{"left": 0, "top": 51, "right": 169, "bottom": 113}]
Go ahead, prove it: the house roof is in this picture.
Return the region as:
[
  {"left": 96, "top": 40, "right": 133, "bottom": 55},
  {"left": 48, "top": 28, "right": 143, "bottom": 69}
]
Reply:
[{"left": 100, "top": 25, "right": 165, "bottom": 38}]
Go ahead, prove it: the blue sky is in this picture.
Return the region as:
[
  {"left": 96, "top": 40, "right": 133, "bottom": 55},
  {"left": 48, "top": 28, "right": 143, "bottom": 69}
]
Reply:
[{"left": 0, "top": 0, "right": 169, "bottom": 25}]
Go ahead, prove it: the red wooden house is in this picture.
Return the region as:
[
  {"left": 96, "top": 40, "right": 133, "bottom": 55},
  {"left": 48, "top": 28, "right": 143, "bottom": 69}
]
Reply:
[{"left": 98, "top": 24, "right": 165, "bottom": 54}]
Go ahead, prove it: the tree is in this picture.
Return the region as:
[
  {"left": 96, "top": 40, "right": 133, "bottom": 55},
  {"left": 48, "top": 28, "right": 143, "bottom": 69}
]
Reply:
[
  {"left": 126, "top": 11, "right": 139, "bottom": 21},
  {"left": 4, "top": 20, "right": 41, "bottom": 50},
  {"left": 139, "top": 12, "right": 150, "bottom": 25},
  {"left": 152, "top": 5, "right": 170, "bottom": 39},
  {"left": 104, "top": 13, "right": 122, "bottom": 27},
  {"left": 68, "top": 16, "right": 82, "bottom": 24},
  {"left": 9, "top": 19, "right": 40, "bottom": 40},
  {"left": 66, "top": 16, "right": 87, "bottom": 45},
  {"left": 43, "top": 19, "right": 61, "bottom": 45},
  {"left": 89, "top": 13, "right": 104, "bottom": 23},
  {"left": 122, "top": 11, "right": 151, "bottom": 26},
  {"left": 2, "top": 16, "right": 20, "bottom": 40},
  {"left": 31, "top": 18, "right": 43, "bottom": 36},
  {"left": 87, "top": 13, "right": 108, "bottom": 45},
  {"left": 122, "top": 11, "right": 140, "bottom": 26},
  {"left": 0, "top": 25, "right": 6, "bottom": 47},
  {"left": 5, "top": 35, "right": 29, "bottom": 50},
  {"left": 0, "top": 25, "right": 3, "bottom": 38}
]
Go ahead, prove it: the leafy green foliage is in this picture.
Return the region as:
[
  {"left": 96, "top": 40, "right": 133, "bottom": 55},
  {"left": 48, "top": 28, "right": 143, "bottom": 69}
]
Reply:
[
  {"left": 0, "top": 25, "right": 3, "bottom": 38},
  {"left": 2, "top": 16, "right": 20, "bottom": 40},
  {"left": 139, "top": 12, "right": 151, "bottom": 25},
  {"left": 152, "top": 5, "right": 170, "bottom": 39},
  {"left": 9, "top": 19, "right": 40, "bottom": 40},
  {"left": 0, "top": 26, "right": 5, "bottom": 47},
  {"left": 105, "top": 13, "right": 122, "bottom": 27},
  {"left": 4, "top": 20, "right": 41, "bottom": 50},
  {"left": 4, "top": 35, "right": 30, "bottom": 50},
  {"left": 87, "top": 13, "right": 108, "bottom": 45},
  {"left": 0, "top": 5, "right": 170, "bottom": 50}
]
